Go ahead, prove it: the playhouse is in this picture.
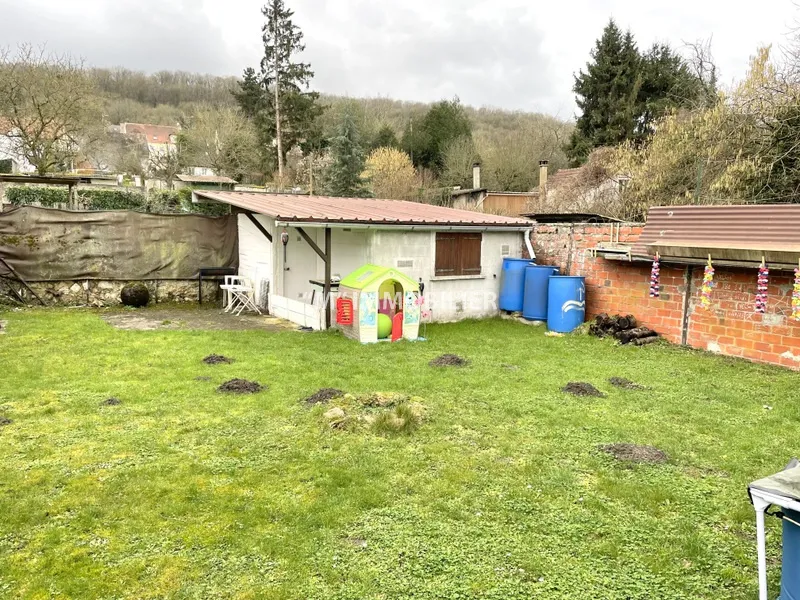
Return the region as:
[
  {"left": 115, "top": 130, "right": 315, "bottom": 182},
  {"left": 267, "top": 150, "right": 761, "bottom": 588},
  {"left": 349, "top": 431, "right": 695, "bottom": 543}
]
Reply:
[{"left": 336, "top": 264, "right": 421, "bottom": 343}]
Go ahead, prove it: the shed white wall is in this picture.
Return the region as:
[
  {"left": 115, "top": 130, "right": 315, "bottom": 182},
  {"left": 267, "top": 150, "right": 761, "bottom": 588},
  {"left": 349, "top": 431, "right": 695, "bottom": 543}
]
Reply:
[
  {"left": 237, "top": 213, "right": 275, "bottom": 304},
  {"left": 237, "top": 217, "right": 523, "bottom": 324},
  {"left": 370, "top": 230, "right": 523, "bottom": 322}
]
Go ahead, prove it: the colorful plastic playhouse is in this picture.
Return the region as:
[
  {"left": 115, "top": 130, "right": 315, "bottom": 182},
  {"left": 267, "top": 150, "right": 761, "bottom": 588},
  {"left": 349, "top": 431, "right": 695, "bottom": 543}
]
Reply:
[{"left": 336, "top": 264, "right": 421, "bottom": 343}]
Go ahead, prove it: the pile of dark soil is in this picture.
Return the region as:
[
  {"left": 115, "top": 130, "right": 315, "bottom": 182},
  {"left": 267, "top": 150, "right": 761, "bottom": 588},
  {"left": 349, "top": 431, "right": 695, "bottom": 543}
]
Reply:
[
  {"left": 562, "top": 382, "right": 605, "bottom": 397},
  {"left": 305, "top": 388, "right": 344, "bottom": 405},
  {"left": 101, "top": 397, "right": 122, "bottom": 406},
  {"left": 203, "top": 354, "right": 233, "bottom": 365},
  {"left": 217, "top": 379, "right": 264, "bottom": 394},
  {"left": 608, "top": 377, "right": 645, "bottom": 390},
  {"left": 599, "top": 443, "right": 668, "bottom": 464},
  {"left": 429, "top": 354, "right": 468, "bottom": 367},
  {"left": 0, "top": 416, "right": 12, "bottom": 426}
]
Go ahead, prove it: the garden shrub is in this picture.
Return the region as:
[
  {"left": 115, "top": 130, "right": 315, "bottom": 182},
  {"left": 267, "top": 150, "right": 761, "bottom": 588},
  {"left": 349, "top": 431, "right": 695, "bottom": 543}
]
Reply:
[
  {"left": 7, "top": 186, "right": 68, "bottom": 207},
  {"left": 6, "top": 185, "right": 230, "bottom": 216}
]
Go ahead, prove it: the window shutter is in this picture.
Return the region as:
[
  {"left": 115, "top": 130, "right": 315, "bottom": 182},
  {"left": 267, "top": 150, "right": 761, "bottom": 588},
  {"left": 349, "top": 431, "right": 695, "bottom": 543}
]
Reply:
[
  {"left": 435, "top": 233, "right": 458, "bottom": 275},
  {"left": 460, "top": 233, "right": 482, "bottom": 274},
  {"left": 435, "top": 232, "right": 482, "bottom": 276}
]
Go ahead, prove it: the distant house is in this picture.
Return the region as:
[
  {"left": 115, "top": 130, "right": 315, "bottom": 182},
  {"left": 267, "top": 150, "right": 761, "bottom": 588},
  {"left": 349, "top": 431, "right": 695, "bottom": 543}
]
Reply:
[
  {"left": 119, "top": 123, "right": 179, "bottom": 157},
  {"left": 450, "top": 163, "right": 539, "bottom": 216},
  {"left": 0, "top": 119, "right": 35, "bottom": 174},
  {"left": 540, "top": 154, "right": 629, "bottom": 214}
]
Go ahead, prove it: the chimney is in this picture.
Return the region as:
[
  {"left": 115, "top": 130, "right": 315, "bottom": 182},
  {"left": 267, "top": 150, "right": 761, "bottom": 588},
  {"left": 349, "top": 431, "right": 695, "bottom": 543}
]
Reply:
[
  {"left": 472, "top": 162, "right": 481, "bottom": 190},
  {"left": 539, "top": 160, "right": 549, "bottom": 199}
]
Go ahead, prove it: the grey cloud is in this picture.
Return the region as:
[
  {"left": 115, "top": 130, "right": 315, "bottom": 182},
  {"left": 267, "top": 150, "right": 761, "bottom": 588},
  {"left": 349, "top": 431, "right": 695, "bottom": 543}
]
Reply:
[
  {"left": 296, "top": 1, "right": 558, "bottom": 111},
  {"left": 0, "top": 0, "right": 231, "bottom": 75}
]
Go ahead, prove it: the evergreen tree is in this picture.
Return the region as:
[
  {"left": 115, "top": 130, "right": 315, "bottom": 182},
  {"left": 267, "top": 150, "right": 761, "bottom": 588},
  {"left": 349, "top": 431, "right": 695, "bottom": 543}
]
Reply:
[
  {"left": 256, "top": 0, "right": 322, "bottom": 181},
  {"left": 233, "top": 67, "right": 275, "bottom": 171},
  {"left": 567, "top": 20, "right": 708, "bottom": 165},
  {"left": 370, "top": 124, "right": 400, "bottom": 151},
  {"left": 326, "top": 113, "right": 369, "bottom": 197},
  {"left": 402, "top": 98, "right": 472, "bottom": 173},
  {"left": 567, "top": 21, "right": 640, "bottom": 165}
]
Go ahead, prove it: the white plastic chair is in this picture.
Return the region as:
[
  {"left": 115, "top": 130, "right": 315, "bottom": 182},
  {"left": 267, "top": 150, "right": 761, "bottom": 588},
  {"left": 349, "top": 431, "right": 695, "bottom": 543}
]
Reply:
[{"left": 220, "top": 276, "right": 261, "bottom": 315}]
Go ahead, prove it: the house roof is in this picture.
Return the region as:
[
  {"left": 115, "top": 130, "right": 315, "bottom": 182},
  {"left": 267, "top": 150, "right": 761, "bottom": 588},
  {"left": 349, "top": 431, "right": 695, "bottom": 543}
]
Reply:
[
  {"left": 176, "top": 174, "right": 237, "bottom": 184},
  {"left": 521, "top": 212, "right": 623, "bottom": 223},
  {"left": 547, "top": 167, "right": 584, "bottom": 191},
  {"left": 120, "top": 123, "right": 178, "bottom": 145},
  {"left": 194, "top": 191, "right": 532, "bottom": 229},
  {"left": 339, "top": 264, "right": 419, "bottom": 291}
]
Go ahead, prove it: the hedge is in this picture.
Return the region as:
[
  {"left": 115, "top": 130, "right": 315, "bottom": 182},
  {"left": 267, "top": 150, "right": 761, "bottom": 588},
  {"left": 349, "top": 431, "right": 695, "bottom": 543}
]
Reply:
[{"left": 4, "top": 186, "right": 230, "bottom": 216}]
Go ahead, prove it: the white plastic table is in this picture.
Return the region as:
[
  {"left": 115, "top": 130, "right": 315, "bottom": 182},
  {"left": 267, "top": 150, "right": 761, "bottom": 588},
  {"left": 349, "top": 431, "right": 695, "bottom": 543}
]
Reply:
[{"left": 749, "top": 463, "right": 800, "bottom": 600}]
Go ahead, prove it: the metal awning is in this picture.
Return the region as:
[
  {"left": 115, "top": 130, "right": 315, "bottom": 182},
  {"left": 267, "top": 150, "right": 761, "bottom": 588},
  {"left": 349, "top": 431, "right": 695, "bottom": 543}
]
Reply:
[{"left": 632, "top": 204, "right": 800, "bottom": 269}]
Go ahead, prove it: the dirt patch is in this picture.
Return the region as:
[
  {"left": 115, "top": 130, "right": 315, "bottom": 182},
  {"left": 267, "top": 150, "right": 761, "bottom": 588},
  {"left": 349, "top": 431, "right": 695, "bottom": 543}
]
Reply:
[
  {"left": 0, "top": 320, "right": 7, "bottom": 334},
  {"left": 345, "top": 536, "right": 368, "bottom": 549},
  {"left": 194, "top": 376, "right": 212, "bottom": 382},
  {"left": 203, "top": 354, "right": 234, "bottom": 365},
  {"left": 562, "top": 382, "right": 605, "bottom": 397},
  {"left": 501, "top": 363, "right": 520, "bottom": 371},
  {"left": 608, "top": 377, "right": 645, "bottom": 390},
  {"left": 599, "top": 443, "right": 668, "bottom": 464},
  {"left": 429, "top": 354, "right": 468, "bottom": 367},
  {"left": 101, "top": 308, "right": 293, "bottom": 332},
  {"left": 0, "top": 416, "right": 12, "bottom": 426},
  {"left": 101, "top": 397, "right": 122, "bottom": 406},
  {"left": 304, "top": 388, "right": 344, "bottom": 405},
  {"left": 217, "top": 379, "right": 264, "bottom": 394}
]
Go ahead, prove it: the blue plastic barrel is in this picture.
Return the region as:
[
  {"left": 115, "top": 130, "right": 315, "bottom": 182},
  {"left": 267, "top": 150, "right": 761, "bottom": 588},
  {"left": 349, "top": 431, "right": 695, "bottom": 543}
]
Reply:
[
  {"left": 547, "top": 276, "right": 586, "bottom": 333},
  {"left": 522, "top": 265, "right": 559, "bottom": 321},
  {"left": 781, "top": 509, "right": 800, "bottom": 600},
  {"left": 499, "top": 258, "right": 533, "bottom": 312}
]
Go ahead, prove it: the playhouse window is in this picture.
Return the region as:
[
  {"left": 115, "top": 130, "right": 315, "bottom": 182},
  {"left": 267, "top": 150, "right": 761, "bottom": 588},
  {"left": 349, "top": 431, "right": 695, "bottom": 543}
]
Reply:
[{"left": 435, "top": 232, "right": 482, "bottom": 276}]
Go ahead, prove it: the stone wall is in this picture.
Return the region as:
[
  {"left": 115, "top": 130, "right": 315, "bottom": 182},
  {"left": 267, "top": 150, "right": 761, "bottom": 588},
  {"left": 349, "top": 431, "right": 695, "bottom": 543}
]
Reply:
[{"left": 25, "top": 280, "right": 221, "bottom": 307}]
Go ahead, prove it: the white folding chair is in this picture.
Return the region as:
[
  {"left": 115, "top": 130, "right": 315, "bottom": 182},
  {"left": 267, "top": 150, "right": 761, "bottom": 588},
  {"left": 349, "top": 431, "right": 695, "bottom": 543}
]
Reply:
[
  {"left": 220, "top": 275, "right": 247, "bottom": 313},
  {"left": 227, "top": 277, "right": 262, "bottom": 316}
]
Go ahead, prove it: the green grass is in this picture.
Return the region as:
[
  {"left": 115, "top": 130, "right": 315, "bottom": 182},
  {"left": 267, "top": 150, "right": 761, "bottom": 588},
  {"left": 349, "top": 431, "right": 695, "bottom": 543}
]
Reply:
[{"left": 0, "top": 308, "right": 797, "bottom": 599}]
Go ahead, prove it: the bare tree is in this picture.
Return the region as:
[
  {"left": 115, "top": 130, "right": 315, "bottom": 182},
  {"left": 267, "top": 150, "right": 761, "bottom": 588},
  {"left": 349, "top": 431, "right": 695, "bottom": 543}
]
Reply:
[
  {"left": 147, "top": 148, "right": 182, "bottom": 190},
  {"left": 0, "top": 45, "right": 101, "bottom": 174},
  {"left": 181, "top": 106, "right": 259, "bottom": 179}
]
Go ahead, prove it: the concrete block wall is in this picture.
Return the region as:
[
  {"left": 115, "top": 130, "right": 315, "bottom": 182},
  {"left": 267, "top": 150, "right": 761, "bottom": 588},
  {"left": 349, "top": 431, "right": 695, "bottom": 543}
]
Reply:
[{"left": 530, "top": 223, "right": 800, "bottom": 370}]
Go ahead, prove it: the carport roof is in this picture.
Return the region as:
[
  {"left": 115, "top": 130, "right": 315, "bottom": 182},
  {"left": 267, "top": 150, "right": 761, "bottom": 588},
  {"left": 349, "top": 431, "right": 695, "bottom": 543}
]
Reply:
[{"left": 193, "top": 190, "right": 532, "bottom": 228}]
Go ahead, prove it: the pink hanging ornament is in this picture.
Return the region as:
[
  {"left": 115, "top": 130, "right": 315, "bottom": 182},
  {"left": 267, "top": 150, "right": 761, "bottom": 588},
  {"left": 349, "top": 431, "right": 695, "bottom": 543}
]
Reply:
[
  {"left": 792, "top": 267, "right": 800, "bottom": 321},
  {"left": 649, "top": 254, "right": 661, "bottom": 298},
  {"left": 754, "top": 262, "right": 769, "bottom": 314}
]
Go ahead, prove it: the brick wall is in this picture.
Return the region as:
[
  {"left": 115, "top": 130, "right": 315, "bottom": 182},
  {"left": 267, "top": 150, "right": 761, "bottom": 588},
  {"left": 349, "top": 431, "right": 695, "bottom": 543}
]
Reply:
[{"left": 529, "top": 223, "right": 800, "bottom": 370}]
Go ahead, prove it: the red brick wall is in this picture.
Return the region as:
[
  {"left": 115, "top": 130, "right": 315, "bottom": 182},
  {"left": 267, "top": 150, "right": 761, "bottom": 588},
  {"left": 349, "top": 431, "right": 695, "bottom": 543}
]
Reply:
[{"left": 529, "top": 223, "right": 800, "bottom": 370}]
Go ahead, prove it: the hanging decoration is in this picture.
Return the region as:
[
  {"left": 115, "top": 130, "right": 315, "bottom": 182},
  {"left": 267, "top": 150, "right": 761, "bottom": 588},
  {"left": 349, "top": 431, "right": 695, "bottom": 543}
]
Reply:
[
  {"left": 792, "top": 262, "right": 800, "bottom": 321},
  {"left": 649, "top": 253, "right": 661, "bottom": 298},
  {"left": 755, "top": 258, "right": 769, "bottom": 314},
  {"left": 700, "top": 255, "right": 715, "bottom": 310}
]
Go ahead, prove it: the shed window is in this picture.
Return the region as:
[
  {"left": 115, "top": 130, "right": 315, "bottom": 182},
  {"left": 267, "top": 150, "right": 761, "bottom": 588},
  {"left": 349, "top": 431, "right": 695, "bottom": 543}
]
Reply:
[{"left": 435, "top": 232, "right": 482, "bottom": 276}]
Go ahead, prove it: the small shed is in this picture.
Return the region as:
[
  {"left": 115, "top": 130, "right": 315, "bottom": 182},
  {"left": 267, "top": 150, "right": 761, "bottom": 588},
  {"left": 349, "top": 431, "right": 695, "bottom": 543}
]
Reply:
[{"left": 337, "top": 264, "right": 421, "bottom": 343}]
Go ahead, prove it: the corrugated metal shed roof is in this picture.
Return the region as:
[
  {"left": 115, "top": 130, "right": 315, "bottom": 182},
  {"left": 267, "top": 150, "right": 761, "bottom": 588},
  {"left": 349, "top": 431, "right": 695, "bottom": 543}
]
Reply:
[
  {"left": 176, "top": 174, "right": 237, "bottom": 184},
  {"left": 633, "top": 204, "right": 800, "bottom": 265},
  {"left": 194, "top": 191, "right": 532, "bottom": 228},
  {"left": 521, "top": 212, "right": 624, "bottom": 223}
]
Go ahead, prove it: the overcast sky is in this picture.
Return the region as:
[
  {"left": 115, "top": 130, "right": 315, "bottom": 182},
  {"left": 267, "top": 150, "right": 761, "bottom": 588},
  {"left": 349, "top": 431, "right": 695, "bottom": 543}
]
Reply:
[{"left": 1, "top": 0, "right": 797, "bottom": 119}]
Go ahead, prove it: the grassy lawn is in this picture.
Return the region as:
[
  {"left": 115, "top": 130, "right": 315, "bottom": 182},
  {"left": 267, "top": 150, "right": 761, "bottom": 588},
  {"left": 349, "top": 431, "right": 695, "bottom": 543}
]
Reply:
[{"left": 1, "top": 308, "right": 797, "bottom": 599}]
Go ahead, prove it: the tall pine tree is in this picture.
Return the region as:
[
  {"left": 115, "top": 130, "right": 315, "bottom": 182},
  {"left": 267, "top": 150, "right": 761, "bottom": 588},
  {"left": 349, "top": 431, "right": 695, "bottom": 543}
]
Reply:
[
  {"left": 326, "top": 113, "right": 369, "bottom": 197},
  {"left": 567, "top": 20, "right": 707, "bottom": 165},
  {"left": 568, "top": 21, "right": 640, "bottom": 165},
  {"left": 235, "top": 0, "right": 322, "bottom": 182}
]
